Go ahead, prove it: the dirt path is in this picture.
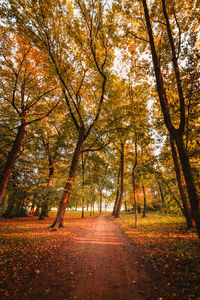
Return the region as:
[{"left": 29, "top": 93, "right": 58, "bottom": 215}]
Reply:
[
  {"left": 20, "top": 214, "right": 155, "bottom": 300},
  {"left": 67, "top": 213, "right": 152, "bottom": 300}
]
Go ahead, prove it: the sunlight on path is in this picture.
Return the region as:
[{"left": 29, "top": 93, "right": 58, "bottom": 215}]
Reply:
[{"left": 73, "top": 233, "right": 124, "bottom": 245}]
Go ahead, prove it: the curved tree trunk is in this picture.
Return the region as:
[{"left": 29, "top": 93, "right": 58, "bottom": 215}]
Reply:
[
  {"left": 0, "top": 124, "right": 26, "bottom": 203},
  {"left": 50, "top": 129, "right": 85, "bottom": 230}
]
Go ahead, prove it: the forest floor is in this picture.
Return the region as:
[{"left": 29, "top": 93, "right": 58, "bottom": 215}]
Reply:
[{"left": 0, "top": 212, "right": 199, "bottom": 300}]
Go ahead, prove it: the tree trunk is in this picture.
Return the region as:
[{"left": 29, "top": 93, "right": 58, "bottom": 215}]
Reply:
[
  {"left": 50, "top": 128, "right": 85, "bottom": 230},
  {"left": 3, "top": 173, "right": 17, "bottom": 218},
  {"left": 132, "top": 169, "right": 138, "bottom": 227},
  {"left": 170, "top": 135, "right": 195, "bottom": 228},
  {"left": 34, "top": 205, "right": 40, "bottom": 216},
  {"left": 0, "top": 124, "right": 26, "bottom": 203},
  {"left": 158, "top": 181, "right": 165, "bottom": 204},
  {"left": 82, "top": 201, "right": 85, "bottom": 219},
  {"left": 99, "top": 190, "right": 102, "bottom": 213},
  {"left": 124, "top": 192, "right": 127, "bottom": 212},
  {"left": 174, "top": 134, "right": 199, "bottom": 232},
  {"left": 39, "top": 200, "right": 49, "bottom": 219},
  {"left": 161, "top": 175, "right": 185, "bottom": 214},
  {"left": 112, "top": 162, "right": 121, "bottom": 216},
  {"left": 81, "top": 151, "right": 85, "bottom": 219},
  {"left": 132, "top": 137, "right": 138, "bottom": 227},
  {"left": 4, "top": 193, "right": 15, "bottom": 218},
  {"left": 115, "top": 142, "right": 125, "bottom": 218},
  {"left": 142, "top": 185, "right": 147, "bottom": 218},
  {"left": 16, "top": 197, "right": 25, "bottom": 217}
]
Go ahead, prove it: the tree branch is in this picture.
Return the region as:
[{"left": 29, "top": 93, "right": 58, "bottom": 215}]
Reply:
[
  {"left": 162, "top": 0, "right": 185, "bottom": 133},
  {"left": 26, "top": 99, "right": 61, "bottom": 125},
  {"left": 26, "top": 88, "right": 57, "bottom": 110},
  {"left": 83, "top": 141, "right": 110, "bottom": 153}
]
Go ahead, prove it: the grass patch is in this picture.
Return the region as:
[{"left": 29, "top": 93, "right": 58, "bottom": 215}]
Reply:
[{"left": 114, "top": 212, "right": 200, "bottom": 300}]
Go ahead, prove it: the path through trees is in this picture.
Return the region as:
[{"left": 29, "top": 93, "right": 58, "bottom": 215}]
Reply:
[{"left": 14, "top": 214, "right": 160, "bottom": 300}]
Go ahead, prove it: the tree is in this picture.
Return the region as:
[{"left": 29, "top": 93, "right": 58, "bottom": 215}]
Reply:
[
  {"left": 6, "top": 0, "right": 116, "bottom": 229},
  {"left": 131, "top": 135, "right": 138, "bottom": 227},
  {"left": 115, "top": 140, "right": 125, "bottom": 218},
  {"left": 141, "top": 0, "right": 200, "bottom": 238},
  {"left": 0, "top": 31, "right": 58, "bottom": 203},
  {"left": 112, "top": 159, "right": 121, "bottom": 216}
]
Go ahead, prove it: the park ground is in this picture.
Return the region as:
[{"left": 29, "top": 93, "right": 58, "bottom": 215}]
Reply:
[{"left": 0, "top": 211, "right": 199, "bottom": 300}]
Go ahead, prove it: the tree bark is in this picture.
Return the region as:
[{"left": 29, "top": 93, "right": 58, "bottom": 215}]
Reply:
[
  {"left": 50, "top": 128, "right": 85, "bottom": 230},
  {"left": 142, "top": 185, "right": 147, "bottom": 218},
  {"left": 0, "top": 124, "right": 26, "bottom": 203},
  {"left": 158, "top": 181, "right": 165, "bottom": 204},
  {"left": 34, "top": 205, "right": 40, "bottom": 216},
  {"left": 81, "top": 151, "right": 85, "bottom": 219},
  {"left": 15, "top": 196, "right": 25, "bottom": 217},
  {"left": 99, "top": 190, "right": 102, "bottom": 213},
  {"left": 170, "top": 135, "right": 195, "bottom": 228},
  {"left": 161, "top": 176, "right": 184, "bottom": 213},
  {"left": 115, "top": 142, "right": 125, "bottom": 218},
  {"left": 112, "top": 162, "right": 121, "bottom": 216},
  {"left": 92, "top": 202, "right": 95, "bottom": 215},
  {"left": 174, "top": 134, "right": 199, "bottom": 231},
  {"left": 132, "top": 168, "right": 138, "bottom": 227},
  {"left": 4, "top": 193, "right": 15, "bottom": 218},
  {"left": 39, "top": 200, "right": 49, "bottom": 219},
  {"left": 132, "top": 137, "right": 138, "bottom": 227},
  {"left": 82, "top": 199, "right": 85, "bottom": 218},
  {"left": 124, "top": 192, "right": 128, "bottom": 212}
]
